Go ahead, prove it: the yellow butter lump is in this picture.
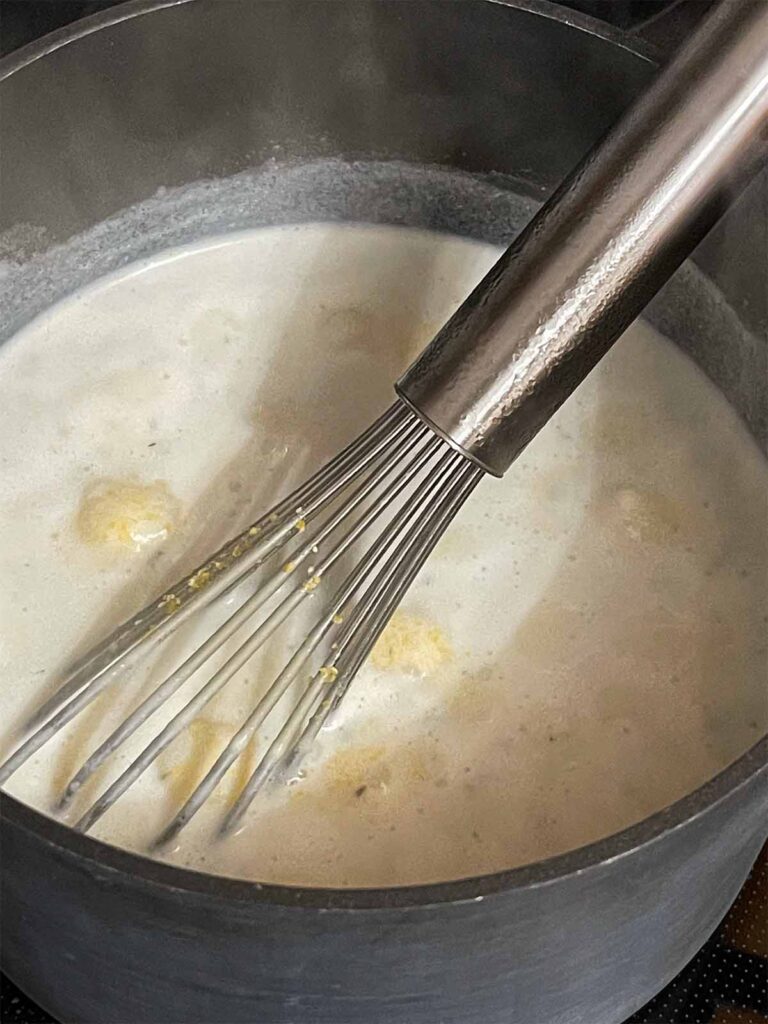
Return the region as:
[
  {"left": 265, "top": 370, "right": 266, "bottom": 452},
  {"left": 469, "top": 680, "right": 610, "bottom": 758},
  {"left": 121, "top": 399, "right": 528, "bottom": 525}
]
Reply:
[
  {"left": 76, "top": 477, "right": 180, "bottom": 552},
  {"left": 371, "top": 611, "right": 452, "bottom": 676}
]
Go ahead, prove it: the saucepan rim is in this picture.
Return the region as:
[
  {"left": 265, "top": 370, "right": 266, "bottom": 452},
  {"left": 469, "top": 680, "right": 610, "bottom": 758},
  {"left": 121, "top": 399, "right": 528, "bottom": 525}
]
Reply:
[{"left": 1, "top": 0, "right": 765, "bottom": 912}]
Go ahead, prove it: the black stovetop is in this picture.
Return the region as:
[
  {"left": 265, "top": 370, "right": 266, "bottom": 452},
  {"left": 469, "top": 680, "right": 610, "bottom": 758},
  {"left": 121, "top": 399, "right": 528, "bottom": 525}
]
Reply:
[{"left": 1, "top": 1, "right": 766, "bottom": 1022}]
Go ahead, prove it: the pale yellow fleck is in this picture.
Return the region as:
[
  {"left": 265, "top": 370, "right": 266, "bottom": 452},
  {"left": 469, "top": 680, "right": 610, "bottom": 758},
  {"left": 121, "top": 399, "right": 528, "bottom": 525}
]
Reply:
[
  {"left": 400, "top": 746, "right": 431, "bottom": 783},
  {"left": 294, "top": 518, "right": 307, "bottom": 533},
  {"left": 76, "top": 478, "right": 180, "bottom": 552},
  {"left": 288, "top": 786, "right": 309, "bottom": 806},
  {"left": 614, "top": 487, "right": 681, "bottom": 544},
  {"left": 371, "top": 611, "right": 452, "bottom": 676},
  {"left": 513, "top": 602, "right": 581, "bottom": 665},
  {"left": 248, "top": 525, "right": 262, "bottom": 537},
  {"left": 282, "top": 561, "right": 297, "bottom": 574},
  {"left": 323, "top": 744, "right": 391, "bottom": 796},
  {"left": 448, "top": 673, "right": 494, "bottom": 724},
  {"left": 302, "top": 575, "right": 321, "bottom": 593},
  {"left": 160, "top": 593, "right": 182, "bottom": 614},
  {"left": 319, "top": 664, "right": 339, "bottom": 683},
  {"left": 332, "top": 613, "right": 344, "bottom": 625},
  {"left": 312, "top": 739, "right": 443, "bottom": 809},
  {"left": 188, "top": 568, "right": 212, "bottom": 591}
]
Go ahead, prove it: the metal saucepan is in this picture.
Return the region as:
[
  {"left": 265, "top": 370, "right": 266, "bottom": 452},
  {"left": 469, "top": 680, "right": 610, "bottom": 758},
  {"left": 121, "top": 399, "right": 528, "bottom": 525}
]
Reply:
[{"left": 1, "top": 2, "right": 765, "bottom": 1022}]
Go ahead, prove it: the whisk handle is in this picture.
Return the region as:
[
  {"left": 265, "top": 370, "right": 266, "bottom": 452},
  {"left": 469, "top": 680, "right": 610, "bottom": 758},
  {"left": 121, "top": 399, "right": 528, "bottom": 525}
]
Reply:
[{"left": 397, "top": 0, "right": 768, "bottom": 476}]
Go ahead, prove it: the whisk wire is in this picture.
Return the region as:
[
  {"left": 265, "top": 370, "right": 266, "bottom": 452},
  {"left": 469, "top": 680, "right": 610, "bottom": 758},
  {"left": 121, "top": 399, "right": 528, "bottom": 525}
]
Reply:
[
  {"left": 155, "top": 442, "right": 464, "bottom": 845},
  {"left": 72, "top": 419, "right": 437, "bottom": 832},
  {"left": 0, "top": 404, "right": 410, "bottom": 791},
  {"left": 57, "top": 414, "right": 428, "bottom": 812},
  {"left": 34, "top": 404, "right": 413, "bottom": 729},
  {"left": 219, "top": 451, "right": 482, "bottom": 837},
  {"left": 0, "top": 400, "right": 485, "bottom": 850},
  {"left": 269, "top": 455, "right": 483, "bottom": 791}
]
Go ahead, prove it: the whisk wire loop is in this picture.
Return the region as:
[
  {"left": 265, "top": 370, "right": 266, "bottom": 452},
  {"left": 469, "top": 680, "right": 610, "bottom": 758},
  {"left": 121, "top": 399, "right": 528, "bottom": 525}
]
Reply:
[{"left": 0, "top": 401, "right": 484, "bottom": 848}]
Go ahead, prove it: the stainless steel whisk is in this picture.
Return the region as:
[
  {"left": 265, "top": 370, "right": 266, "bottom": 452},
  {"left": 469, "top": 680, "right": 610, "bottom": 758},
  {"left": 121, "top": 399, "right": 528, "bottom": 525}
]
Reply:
[{"left": 2, "top": 0, "right": 767, "bottom": 848}]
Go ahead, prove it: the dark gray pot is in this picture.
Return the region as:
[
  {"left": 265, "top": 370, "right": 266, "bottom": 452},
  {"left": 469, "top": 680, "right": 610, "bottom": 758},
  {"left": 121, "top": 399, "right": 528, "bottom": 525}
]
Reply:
[{"left": 1, "top": 2, "right": 766, "bottom": 1022}]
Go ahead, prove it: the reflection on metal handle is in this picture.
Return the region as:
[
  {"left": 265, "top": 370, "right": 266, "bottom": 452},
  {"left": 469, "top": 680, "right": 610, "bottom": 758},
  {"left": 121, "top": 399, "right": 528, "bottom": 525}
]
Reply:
[{"left": 397, "top": 0, "right": 768, "bottom": 476}]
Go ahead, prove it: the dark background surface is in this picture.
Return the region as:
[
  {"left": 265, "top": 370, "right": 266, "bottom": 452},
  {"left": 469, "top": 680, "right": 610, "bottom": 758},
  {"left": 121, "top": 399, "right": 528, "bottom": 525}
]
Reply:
[
  {"left": 0, "top": 0, "right": 718, "bottom": 58},
  {"left": 0, "top": 1, "right": 765, "bottom": 1022}
]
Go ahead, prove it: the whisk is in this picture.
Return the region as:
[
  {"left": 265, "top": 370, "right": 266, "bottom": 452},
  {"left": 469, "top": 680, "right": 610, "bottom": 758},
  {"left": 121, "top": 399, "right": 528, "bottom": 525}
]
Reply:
[{"left": 2, "top": 0, "right": 767, "bottom": 848}]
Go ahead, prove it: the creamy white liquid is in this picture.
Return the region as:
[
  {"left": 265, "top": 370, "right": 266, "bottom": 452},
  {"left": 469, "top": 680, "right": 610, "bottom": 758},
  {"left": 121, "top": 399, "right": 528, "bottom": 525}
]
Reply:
[{"left": 1, "top": 223, "right": 765, "bottom": 886}]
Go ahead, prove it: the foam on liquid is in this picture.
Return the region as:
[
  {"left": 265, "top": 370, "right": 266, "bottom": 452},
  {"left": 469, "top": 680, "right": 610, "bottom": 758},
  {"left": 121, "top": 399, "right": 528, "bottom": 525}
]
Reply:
[{"left": 0, "top": 223, "right": 765, "bottom": 886}]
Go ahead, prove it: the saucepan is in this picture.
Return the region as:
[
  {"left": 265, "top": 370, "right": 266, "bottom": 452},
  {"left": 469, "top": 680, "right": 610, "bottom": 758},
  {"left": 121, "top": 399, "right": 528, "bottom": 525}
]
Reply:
[{"left": 0, "top": 2, "right": 765, "bottom": 1021}]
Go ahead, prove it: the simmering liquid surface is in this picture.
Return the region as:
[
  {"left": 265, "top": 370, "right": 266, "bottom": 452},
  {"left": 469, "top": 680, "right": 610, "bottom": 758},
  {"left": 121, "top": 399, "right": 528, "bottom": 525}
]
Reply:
[{"left": 1, "top": 224, "right": 765, "bottom": 886}]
